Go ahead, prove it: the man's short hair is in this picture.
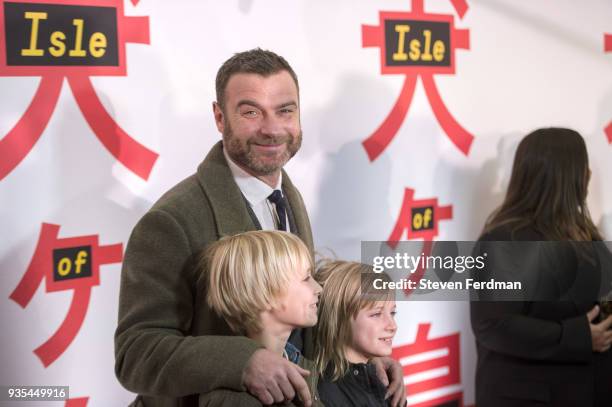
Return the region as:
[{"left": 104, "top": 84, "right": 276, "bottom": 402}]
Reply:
[
  {"left": 215, "top": 48, "right": 299, "bottom": 110},
  {"left": 203, "top": 230, "right": 312, "bottom": 335}
]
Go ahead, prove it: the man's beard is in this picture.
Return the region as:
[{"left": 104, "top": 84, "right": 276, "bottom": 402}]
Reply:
[{"left": 223, "top": 122, "right": 302, "bottom": 176}]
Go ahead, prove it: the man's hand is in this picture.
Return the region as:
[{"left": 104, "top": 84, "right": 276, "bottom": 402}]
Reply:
[
  {"left": 371, "top": 356, "right": 406, "bottom": 407},
  {"left": 587, "top": 305, "right": 612, "bottom": 352},
  {"left": 242, "top": 349, "right": 312, "bottom": 406}
]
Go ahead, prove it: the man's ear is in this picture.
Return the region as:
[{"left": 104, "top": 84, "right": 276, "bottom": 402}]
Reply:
[{"left": 212, "top": 102, "right": 225, "bottom": 133}]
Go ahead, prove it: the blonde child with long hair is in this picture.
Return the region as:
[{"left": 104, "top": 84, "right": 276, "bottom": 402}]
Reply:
[{"left": 314, "top": 261, "right": 398, "bottom": 407}]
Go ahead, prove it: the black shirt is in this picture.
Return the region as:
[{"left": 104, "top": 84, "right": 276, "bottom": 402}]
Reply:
[{"left": 318, "top": 363, "right": 391, "bottom": 407}]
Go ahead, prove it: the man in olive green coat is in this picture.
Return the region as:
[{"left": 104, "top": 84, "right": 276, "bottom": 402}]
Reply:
[{"left": 115, "top": 49, "right": 315, "bottom": 407}]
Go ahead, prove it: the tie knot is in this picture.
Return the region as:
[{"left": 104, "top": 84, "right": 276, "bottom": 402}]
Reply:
[{"left": 267, "top": 190, "right": 284, "bottom": 205}]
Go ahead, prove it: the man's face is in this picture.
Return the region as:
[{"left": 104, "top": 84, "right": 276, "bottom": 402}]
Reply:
[{"left": 214, "top": 71, "right": 301, "bottom": 176}]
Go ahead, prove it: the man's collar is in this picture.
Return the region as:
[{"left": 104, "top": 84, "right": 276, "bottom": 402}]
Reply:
[{"left": 223, "top": 146, "right": 283, "bottom": 205}]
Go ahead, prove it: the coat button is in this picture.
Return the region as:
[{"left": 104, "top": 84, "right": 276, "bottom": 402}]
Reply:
[{"left": 353, "top": 369, "right": 359, "bottom": 375}]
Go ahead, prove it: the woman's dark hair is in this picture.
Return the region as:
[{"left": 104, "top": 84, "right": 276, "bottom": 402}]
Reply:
[{"left": 484, "top": 127, "right": 602, "bottom": 241}]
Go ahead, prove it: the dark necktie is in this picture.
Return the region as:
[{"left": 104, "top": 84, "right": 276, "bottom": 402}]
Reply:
[{"left": 267, "top": 190, "right": 287, "bottom": 231}]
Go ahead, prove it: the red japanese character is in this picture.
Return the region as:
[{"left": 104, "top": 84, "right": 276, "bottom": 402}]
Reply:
[
  {"left": 0, "top": 0, "right": 157, "bottom": 181},
  {"left": 65, "top": 397, "right": 89, "bottom": 407},
  {"left": 9, "top": 223, "right": 122, "bottom": 367},
  {"left": 362, "top": 0, "right": 473, "bottom": 160},
  {"left": 387, "top": 188, "right": 452, "bottom": 296},
  {"left": 392, "top": 323, "right": 463, "bottom": 406},
  {"left": 605, "top": 33, "right": 612, "bottom": 144}
]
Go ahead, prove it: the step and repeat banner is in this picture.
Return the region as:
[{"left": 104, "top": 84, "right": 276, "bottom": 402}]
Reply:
[{"left": 1, "top": 0, "right": 611, "bottom": 406}]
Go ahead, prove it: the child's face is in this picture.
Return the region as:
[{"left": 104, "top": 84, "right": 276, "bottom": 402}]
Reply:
[
  {"left": 270, "top": 262, "right": 322, "bottom": 330},
  {"left": 346, "top": 301, "right": 397, "bottom": 363}
]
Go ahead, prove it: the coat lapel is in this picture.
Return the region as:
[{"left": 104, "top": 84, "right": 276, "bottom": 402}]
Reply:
[
  {"left": 196, "top": 141, "right": 257, "bottom": 237},
  {"left": 283, "top": 173, "right": 314, "bottom": 254},
  {"left": 197, "top": 140, "right": 314, "bottom": 254}
]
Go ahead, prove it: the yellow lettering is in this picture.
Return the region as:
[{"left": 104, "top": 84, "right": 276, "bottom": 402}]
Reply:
[
  {"left": 423, "top": 208, "right": 432, "bottom": 228},
  {"left": 89, "top": 32, "right": 106, "bottom": 58},
  {"left": 69, "top": 18, "right": 86, "bottom": 57},
  {"left": 421, "top": 30, "right": 433, "bottom": 61},
  {"left": 74, "top": 250, "right": 88, "bottom": 274},
  {"left": 392, "top": 24, "right": 410, "bottom": 61},
  {"left": 409, "top": 38, "right": 421, "bottom": 61},
  {"left": 413, "top": 213, "right": 423, "bottom": 230},
  {"left": 433, "top": 41, "right": 445, "bottom": 62},
  {"left": 58, "top": 257, "right": 71, "bottom": 277},
  {"left": 21, "top": 12, "right": 47, "bottom": 56},
  {"left": 49, "top": 31, "right": 66, "bottom": 57}
]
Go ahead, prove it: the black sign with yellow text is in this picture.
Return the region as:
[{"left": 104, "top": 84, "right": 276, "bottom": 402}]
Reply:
[
  {"left": 4, "top": 1, "right": 118, "bottom": 66},
  {"left": 411, "top": 206, "right": 435, "bottom": 231},
  {"left": 52, "top": 245, "right": 93, "bottom": 281},
  {"left": 384, "top": 19, "right": 450, "bottom": 67}
]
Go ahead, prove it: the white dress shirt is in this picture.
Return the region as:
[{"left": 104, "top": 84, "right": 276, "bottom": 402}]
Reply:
[{"left": 224, "top": 148, "right": 290, "bottom": 232}]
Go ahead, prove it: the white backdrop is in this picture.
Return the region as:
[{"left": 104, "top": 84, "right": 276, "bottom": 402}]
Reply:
[{"left": 1, "top": 0, "right": 611, "bottom": 406}]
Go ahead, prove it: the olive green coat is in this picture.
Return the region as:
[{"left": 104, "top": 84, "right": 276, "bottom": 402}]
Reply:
[
  {"left": 115, "top": 141, "right": 314, "bottom": 407},
  {"left": 198, "top": 356, "right": 324, "bottom": 407}
]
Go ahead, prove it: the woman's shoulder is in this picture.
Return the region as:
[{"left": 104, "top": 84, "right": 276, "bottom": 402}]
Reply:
[{"left": 480, "top": 222, "right": 544, "bottom": 242}]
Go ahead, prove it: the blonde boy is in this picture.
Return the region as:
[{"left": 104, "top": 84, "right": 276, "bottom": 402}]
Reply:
[{"left": 200, "top": 230, "right": 323, "bottom": 407}]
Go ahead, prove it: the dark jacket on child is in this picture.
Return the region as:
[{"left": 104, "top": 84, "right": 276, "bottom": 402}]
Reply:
[{"left": 318, "top": 363, "right": 391, "bottom": 407}]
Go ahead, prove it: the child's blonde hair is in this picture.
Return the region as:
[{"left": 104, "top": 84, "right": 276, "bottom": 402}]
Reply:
[
  {"left": 204, "top": 230, "right": 312, "bottom": 335},
  {"left": 314, "top": 260, "right": 394, "bottom": 380}
]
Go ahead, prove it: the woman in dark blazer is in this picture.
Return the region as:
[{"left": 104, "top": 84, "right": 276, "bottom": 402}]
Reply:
[{"left": 470, "top": 128, "right": 612, "bottom": 407}]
